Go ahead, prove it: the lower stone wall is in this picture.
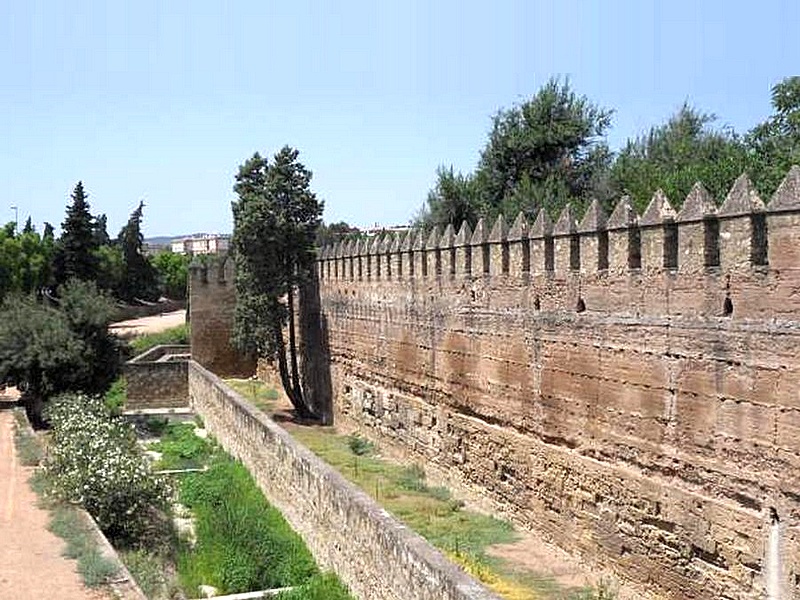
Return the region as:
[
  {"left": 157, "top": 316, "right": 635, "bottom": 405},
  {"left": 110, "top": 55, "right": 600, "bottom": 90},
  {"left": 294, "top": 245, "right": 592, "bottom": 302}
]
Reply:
[
  {"left": 187, "top": 360, "right": 500, "bottom": 600},
  {"left": 124, "top": 346, "right": 190, "bottom": 410}
]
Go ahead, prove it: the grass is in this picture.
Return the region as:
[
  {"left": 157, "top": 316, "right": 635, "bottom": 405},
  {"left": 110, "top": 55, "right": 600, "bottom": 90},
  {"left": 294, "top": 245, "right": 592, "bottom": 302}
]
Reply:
[
  {"left": 147, "top": 419, "right": 354, "bottom": 599},
  {"left": 44, "top": 494, "right": 121, "bottom": 587},
  {"left": 225, "top": 378, "right": 280, "bottom": 412},
  {"left": 149, "top": 421, "right": 212, "bottom": 470},
  {"left": 103, "top": 377, "right": 127, "bottom": 415},
  {"left": 12, "top": 409, "right": 43, "bottom": 466},
  {"left": 120, "top": 548, "right": 173, "bottom": 599},
  {"left": 129, "top": 323, "right": 190, "bottom": 355},
  {"left": 230, "top": 382, "right": 611, "bottom": 599}
]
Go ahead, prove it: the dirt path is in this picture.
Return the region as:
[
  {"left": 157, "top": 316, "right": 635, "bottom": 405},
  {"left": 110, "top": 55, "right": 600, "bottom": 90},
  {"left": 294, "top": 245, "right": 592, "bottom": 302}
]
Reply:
[
  {"left": 109, "top": 309, "right": 186, "bottom": 338},
  {"left": 0, "top": 411, "right": 109, "bottom": 600}
]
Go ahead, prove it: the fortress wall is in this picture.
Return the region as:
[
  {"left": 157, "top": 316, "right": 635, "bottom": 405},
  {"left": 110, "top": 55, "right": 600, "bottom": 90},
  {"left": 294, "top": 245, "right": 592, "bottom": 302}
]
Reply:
[{"left": 317, "top": 171, "right": 800, "bottom": 600}]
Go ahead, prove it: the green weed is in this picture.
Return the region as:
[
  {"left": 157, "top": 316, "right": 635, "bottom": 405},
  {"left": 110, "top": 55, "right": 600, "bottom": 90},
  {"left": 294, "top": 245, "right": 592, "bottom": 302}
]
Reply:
[{"left": 78, "top": 550, "right": 120, "bottom": 587}]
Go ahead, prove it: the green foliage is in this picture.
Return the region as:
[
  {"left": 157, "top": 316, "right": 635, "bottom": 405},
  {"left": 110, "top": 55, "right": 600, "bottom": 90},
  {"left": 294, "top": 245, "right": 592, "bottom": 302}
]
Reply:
[
  {"left": 78, "top": 550, "right": 121, "bottom": 587},
  {"left": 13, "top": 410, "right": 43, "bottom": 466},
  {"left": 276, "top": 573, "right": 354, "bottom": 600},
  {"left": 316, "top": 221, "right": 362, "bottom": 247},
  {"left": 129, "top": 323, "right": 190, "bottom": 355},
  {"left": 747, "top": 76, "right": 800, "bottom": 197},
  {"left": 610, "top": 104, "right": 748, "bottom": 212},
  {"left": 347, "top": 433, "right": 374, "bottom": 456},
  {"left": 47, "top": 504, "right": 121, "bottom": 587},
  {"left": 150, "top": 422, "right": 212, "bottom": 470},
  {"left": 121, "top": 549, "right": 171, "bottom": 599},
  {"left": 117, "top": 201, "right": 159, "bottom": 302},
  {"left": 422, "top": 78, "right": 612, "bottom": 229},
  {"left": 177, "top": 456, "right": 318, "bottom": 595},
  {"left": 53, "top": 181, "right": 100, "bottom": 286},
  {"left": 419, "top": 166, "right": 482, "bottom": 228},
  {"left": 103, "top": 377, "right": 127, "bottom": 415},
  {"left": 42, "top": 393, "right": 172, "bottom": 545},
  {"left": 231, "top": 146, "right": 324, "bottom": 418},
  {"left": 0, "top": 279, "right": 121, "bottom": 421},
  {"left": 151, "top": 250, "right": 189, "bottom": 300},
  {"left": 0, "top": 223, "right": 54, "bottom": 301}
]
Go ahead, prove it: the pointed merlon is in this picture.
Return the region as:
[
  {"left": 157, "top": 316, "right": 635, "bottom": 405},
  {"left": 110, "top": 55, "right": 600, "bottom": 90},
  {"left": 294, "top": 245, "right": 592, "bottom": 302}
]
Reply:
[
  {"left": 369, "top": 234, "right": 383, "bottom": 255},
  {"left": 425, "top": 226, "right": 441, "bottom": 250},
  {"left": 390, "top": 231, "right": 405, "bottom": 253},
  {"left": 677, "top": 182, "right": 716, "bottom": 222},
  {"left": 439, "top": 223, "right": 456, "bottom": 248},
  {"left": 578, "top": 199, "right": 607, "bottom": 233},
  {"left": 454, "top": 221, "right": 473, "bottom": 246},
  {"left": 401, "top": 230, "right": 415, "bottom": 251},
  {"left": 413, "top": 228, "right": 427, "bottom": 251},
  {"left": 719, "top": 173, "right": 765, "bottom": 215},
  {"left": 471, "top": 218, "right": 488, "bottom": 245},
  {"left": 553, "top": 204, "right": 578, "bottom": 236},
  {"left": 530, "top": 209, "right": 552, "bottom": 238},
  {"left": 508, "top": 212, "right": 530, "bottom": 241},
  {"left": 607, "top": 195, "right": 638, "bottom": 230},
  {"left": 488, "top": 214, "right": 508, "bottom": 243},
  {"left": 767, "top": 165, "right": 800, "bottom": 211},
  {"left": 640, "top": 189, "right": 677, "bottom": 226}
]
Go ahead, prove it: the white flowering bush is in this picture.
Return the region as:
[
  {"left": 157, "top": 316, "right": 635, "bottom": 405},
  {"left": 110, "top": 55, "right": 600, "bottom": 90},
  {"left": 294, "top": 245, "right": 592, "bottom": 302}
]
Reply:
[{"left": 43, "top": 393, "right": 172, "bottom": 545}]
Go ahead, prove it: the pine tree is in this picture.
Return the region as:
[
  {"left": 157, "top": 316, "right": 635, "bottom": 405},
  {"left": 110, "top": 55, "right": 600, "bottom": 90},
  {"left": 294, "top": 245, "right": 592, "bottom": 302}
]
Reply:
[
  {"left": 22, "top": 216, "right": 34, "bottom": 235},
  {"left": 53, "top": 182, "right": 99, "bottom": 285}
]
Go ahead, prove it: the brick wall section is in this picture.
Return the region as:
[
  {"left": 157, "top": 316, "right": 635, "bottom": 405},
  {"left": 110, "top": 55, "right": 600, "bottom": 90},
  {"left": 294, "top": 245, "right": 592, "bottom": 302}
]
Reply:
[
  {"left": 189, "top": 255, "right": 256, "bottom": 377},
  {"left": 316, "top": 170, "right": 800, "bottom": 600},
  {"left": 124, "top": 345, "right": 190, "bottom": 410},
  {"left": 187, "top": 360, "right": 501, "bottom": 600}
]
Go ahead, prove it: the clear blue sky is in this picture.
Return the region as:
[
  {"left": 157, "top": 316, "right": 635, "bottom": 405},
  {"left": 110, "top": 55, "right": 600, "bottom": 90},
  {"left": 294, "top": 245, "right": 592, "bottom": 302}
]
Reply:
[{"left": 1, "top": 0, "right": 798, "bottom": 237}]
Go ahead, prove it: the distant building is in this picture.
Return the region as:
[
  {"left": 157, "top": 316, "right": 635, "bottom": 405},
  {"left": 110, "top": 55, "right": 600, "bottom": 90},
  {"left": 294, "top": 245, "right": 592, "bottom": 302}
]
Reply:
[{"left": 171, "top": 234, "right": 231, "bottom": 255}]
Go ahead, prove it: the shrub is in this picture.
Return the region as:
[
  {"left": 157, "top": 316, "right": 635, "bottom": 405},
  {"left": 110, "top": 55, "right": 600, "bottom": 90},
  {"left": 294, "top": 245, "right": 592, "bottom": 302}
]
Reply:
[
  {"left": 347, "top": 433, "right": 374, "bottom": 456},
  {"left": 42, "top": 393, "right": 172, "bottom": 545}
]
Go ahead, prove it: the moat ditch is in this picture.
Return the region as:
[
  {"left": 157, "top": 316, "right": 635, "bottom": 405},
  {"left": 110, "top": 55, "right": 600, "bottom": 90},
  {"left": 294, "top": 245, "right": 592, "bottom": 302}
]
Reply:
[{"left": 225, "top": 378, "right": 616, "bottom": 600}]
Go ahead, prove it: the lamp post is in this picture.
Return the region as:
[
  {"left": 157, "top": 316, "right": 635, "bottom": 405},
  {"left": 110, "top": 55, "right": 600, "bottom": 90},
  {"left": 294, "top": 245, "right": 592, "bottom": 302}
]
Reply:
[{"left": 10, "top": 205, "right": 17, "bottom": 232}]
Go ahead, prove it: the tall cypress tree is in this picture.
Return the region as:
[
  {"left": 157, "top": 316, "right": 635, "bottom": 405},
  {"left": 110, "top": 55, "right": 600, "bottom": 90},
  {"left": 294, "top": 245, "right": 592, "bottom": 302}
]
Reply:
[
  {"left": 117, "top": 201, "right": 158, "bottom": 301},
  {"left": 53, "top": 182, "right": 99, "bottom": 285},
  {"left": 231, "top": 147, "right": 324, "bottom": 419}
]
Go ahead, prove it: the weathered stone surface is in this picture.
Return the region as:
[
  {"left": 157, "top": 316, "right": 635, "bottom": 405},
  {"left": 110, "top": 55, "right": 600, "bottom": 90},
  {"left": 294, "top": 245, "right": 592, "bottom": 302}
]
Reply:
[{"left": 124, "top": 345, "right": 190, "bottom": 409}]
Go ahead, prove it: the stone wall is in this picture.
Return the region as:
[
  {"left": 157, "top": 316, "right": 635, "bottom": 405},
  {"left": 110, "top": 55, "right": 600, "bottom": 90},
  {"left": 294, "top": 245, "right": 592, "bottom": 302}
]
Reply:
[
  {"left": 188, "top": 255, "right": 256, "bottom": 377},
  {"left": 316, "top": 170, "right": 800, "bottom": 600},
  {"left": 187, "top": 360, "right": 500, "bottom": 600},
  {"left": 124, "top": 345, "right": 190, "bottom": 410}
]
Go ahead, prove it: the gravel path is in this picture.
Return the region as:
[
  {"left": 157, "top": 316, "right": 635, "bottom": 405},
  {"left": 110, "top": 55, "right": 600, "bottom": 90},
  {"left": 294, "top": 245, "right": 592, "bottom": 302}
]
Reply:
[{"left": 0, "top": 411, "right": 110, "bottom": 599}]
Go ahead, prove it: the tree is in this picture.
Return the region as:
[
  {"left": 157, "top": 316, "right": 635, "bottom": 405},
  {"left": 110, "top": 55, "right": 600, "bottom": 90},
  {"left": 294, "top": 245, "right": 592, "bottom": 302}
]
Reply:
[
  {"left": 22, "top": 216, "right": 34, "bottom": 234},
  {"left": 152, "top": 250, "right": 189, "bottom": 300},
  {"left": 53, "top": 182, "right": 99, "bottom": 285},
  {"left": 747, "top": 76, "right": 800, "bottom": 197},
  {"left": 316, "top": 221, "right": 362, "bottom": 247},
  {"left": 419, "top": 167, "right": 482, "bottom": 229},
  {"left": 421, "top": 78, "right": 613, "bottom": 227},
  {"left": 117, "top": 201, "right": 159, "bottom": 301},
  {"left": 231, "top": 147, "right": 324, "bottom": 419},
  {"left": 610, "top": 104, "right": 748, "bottom": 212},
  {"left": 93, "top": 213, "right": 111, "bottom": 246},
  {"left": 0, "top": 279, "right": 121, "bottom": 423}
]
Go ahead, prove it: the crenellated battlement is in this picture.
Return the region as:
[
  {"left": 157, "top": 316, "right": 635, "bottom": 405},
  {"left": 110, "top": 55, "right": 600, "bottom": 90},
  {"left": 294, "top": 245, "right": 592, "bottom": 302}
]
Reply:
[{"left": 319, "top": 168, "right": 800, "bottom": 286}]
